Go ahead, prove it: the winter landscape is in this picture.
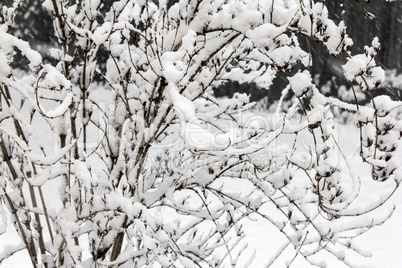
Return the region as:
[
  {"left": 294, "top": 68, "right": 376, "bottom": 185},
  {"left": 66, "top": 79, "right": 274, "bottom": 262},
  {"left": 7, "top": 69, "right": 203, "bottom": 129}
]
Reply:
[{"left": 0, "top": 0, "right": 401, "bottom": 267}]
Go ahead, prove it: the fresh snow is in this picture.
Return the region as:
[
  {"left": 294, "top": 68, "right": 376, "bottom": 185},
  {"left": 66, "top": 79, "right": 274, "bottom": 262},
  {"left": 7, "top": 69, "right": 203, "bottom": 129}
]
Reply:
[
  {"left": 1, "top": 121, "right": 401, "bottom": 268},
  {"left": 1, "top": 0, "right": 401, "bottom": 267}
]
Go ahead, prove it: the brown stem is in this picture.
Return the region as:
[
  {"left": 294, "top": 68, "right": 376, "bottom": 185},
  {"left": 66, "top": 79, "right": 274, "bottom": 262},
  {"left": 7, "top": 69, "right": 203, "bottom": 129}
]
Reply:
[
  {"left": 3, "top": 193, "right": 38, "bottom": 268},
  {"left": 110, "top": 217, "right": 128, "bottom": 261}
]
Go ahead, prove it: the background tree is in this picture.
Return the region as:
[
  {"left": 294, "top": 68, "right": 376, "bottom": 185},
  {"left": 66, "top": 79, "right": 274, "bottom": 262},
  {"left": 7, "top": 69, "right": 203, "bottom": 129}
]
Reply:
[{"left": 0, "top": 0, "right": 401, "bottom": 267}]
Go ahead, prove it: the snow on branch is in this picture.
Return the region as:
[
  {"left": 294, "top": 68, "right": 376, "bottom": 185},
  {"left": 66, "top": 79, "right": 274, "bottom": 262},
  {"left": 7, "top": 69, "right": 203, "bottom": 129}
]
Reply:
[{"left": 0, "top": 0, "right": 400, "bottom": 267}]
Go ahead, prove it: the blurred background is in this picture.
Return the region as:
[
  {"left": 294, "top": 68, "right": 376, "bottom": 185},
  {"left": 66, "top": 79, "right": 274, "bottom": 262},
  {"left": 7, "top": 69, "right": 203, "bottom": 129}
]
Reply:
[{"left": 2, "top": 0, "right": 401, "bottom": 104}]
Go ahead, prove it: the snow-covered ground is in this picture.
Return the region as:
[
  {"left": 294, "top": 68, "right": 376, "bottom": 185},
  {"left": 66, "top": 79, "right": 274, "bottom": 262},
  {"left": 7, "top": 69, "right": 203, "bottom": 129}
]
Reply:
[
  {"left": 239, "top": 123, "right": 402, "bottom": 267},
  {"left": 0, "top": 122, "right": 401, "bottom": 268}
]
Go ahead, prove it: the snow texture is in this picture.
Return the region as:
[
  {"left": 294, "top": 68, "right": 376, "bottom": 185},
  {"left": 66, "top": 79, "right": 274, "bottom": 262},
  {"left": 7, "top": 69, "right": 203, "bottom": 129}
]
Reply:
[{"left": 0, "top": 0, "right": 400, "bottom": 267}]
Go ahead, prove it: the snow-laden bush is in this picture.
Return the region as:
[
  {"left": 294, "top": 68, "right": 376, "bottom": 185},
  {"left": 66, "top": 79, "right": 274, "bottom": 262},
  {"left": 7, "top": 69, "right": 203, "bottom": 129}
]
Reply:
[{"left": 0, "top": 0, "right": 401, "bottom": 267}]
